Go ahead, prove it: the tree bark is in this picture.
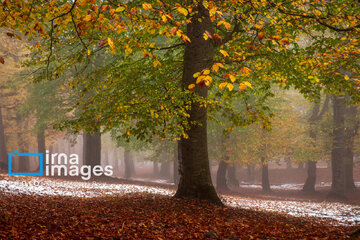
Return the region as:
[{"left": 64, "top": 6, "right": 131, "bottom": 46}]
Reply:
[
  {"left": 344, "top": 148, "right": 355, "bottom": 190},
  {"left": 173, "top": 144, "right": 179, "bottom": 185},
  {"left": 174, "top": 4, "right": 221, "bottom": 205},
  {"left": 83, "top": 131, "right": 101, "bottom": 167},
  {"left": 329, "top": 95, "right": 347, "bottom": 199},
  {"left": 261, "top": 157, "right": 271, "bottom": 193},
  {"left": 216, "top": 160, "right": 229, "bottom": 192},
  {"left": 0, "top": 107, "right": 8, "bottom": 170}
]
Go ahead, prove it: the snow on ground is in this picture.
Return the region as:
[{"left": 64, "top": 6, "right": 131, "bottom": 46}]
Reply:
[{"left": 0, "top": 174, "right": 359, "bottom": 226}]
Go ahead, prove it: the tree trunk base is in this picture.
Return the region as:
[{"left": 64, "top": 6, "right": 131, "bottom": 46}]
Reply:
[
  {"left": 174, "top": 184, "right": 223, "bottom": 206},
  {"left": 327, "top": 191, "right": 348, "bottom": 201}
]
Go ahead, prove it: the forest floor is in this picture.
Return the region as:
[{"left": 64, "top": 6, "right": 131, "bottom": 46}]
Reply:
[{"left": 0, "top": 173, "right": 359, "bottom": 239}]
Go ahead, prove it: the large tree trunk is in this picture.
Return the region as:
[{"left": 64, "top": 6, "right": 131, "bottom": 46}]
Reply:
[
  {"left": 174, "top": 4, "right": 221, "bottom": 204},
  {"left": 261, "top": 157, "right": 271, "bottom": 193},
  {"left": 344, "top": 148, "right": 355, "bottom": 190},
  {"left": 329, "top": 95, "right": 347, "bottom": 199},
  {"left": 83, "top": 132, "right": 101, "bottom": 167},
  {"left": 216, "top": 160, "right": 229, "bottom": 192},
  {"left": 0, "top": 107, "right": 8, "bottom": 170},
  {"left": 303, "top": 161, "right": 317, "bottom": 193}
]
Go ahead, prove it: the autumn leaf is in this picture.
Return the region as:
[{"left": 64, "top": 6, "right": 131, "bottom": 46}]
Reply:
[
  {"left": 241, "top": 67, "right": 252, "bottom": 75},
  {"left": 219, "top": 82, "right": 227, "bottom": 90},
  {"left": 227, "top": 83, "right": 234, "bottom": 91},
  {"left": 344, "top": 75, "right": 350, "bottom": 81},
  {"left": 153, "top": 60, "right": 161, "bottom": 68},
  {"left": 142, "top": 3, "right": 152, "bottom": 11},
  {"left": 220, "top": 50, "right": 229, "bottom": 57},
  {"left": 176, "top": 6, "right": 188, "bottom": 16},
  {"left": 115, "top": 6, "right": 125, "bottom": 12},
  {"left": 107, "top": 38, "right": 115, "bottom": 53},
  {"left": 0, "top": 57, "right": 4, "bottom": 64},
  {"left": 188, "top": 84, "right": 196, "bottom": 90},
  {"left": 258, "top": 32, "right": 265, "bottom": 41}
]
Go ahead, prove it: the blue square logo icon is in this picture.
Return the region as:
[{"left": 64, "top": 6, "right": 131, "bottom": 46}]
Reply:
[{"left": 8, "top": 150, "right": 43, "bottom": 176}]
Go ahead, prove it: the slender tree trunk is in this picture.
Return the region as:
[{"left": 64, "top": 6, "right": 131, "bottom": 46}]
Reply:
[
  {"left": 0, "top": 108, "right": 8, "bottom": 170},
  {"left": 173, "top": 144, "right": 179, "bottom": 185},
  {"left": 113, "top": 149, "right": 119, "bottom": 177},
  {"left": 247, "top": 164, "right": 255, "bottom": 184},
  {"left": 303, "top": 161, "right": 317, "bottom": 193},
  {"left": 160, "top": 161, "right": 171, "bottom": 179},
  {"left": 124, "top": 149, "right": 132, "bottom": 179},
  {"left": 35, "top": 128, "right": 46, "bottom": 172},
  {"left": 329, "top": 95, "right": 347, "bottom": 199},
  {"left": 16, "top": 113, "right": 29, "bottom": 172},
  {"left": 153, "top": 161, "right": 159, "bottom": 176},
  {"left": 174, "top": 4, "right": 221, "bottom": 204},
  {"left": 216, "top": 160, "right": 229, "bottom": 192},
  {"left": 261, "top": 157, "right": 271, "bottom": 193},
  {"left": 227, "top": 164, "right": 239, "bottom": 188},
  {"left": 286, "top": 157, "right": 292, "bottom": 169},
  {"left": 83, "top": 131, "right": 101, "bottom": 167},
  {"left": 344, "top": 104, "right": 357, "bottom": 191}
]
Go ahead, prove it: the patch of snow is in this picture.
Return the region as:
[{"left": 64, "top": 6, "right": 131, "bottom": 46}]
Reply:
[{"left": 0, "top": 175, "right": 359, "bottom": 226}]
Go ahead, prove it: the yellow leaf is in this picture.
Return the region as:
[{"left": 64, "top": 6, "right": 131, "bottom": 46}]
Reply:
[
  {"left": 241, "top": 67, "right": 252, "bottom": 75},
  {"left": 226, "top": 83, "right": 234, "bottom": 91},
  {"left": 229, "top": 74, "right": 236, "bottom": 82},
  {"left": 181, "top": 35, "right": 191, "bottom": 43},
  {"left": 203, "top": 69, "right": 210, "bottom": 75},
  {"left": 243, "top": 81, "right": 252, "bottom": 88},
  {"left": 153, "top": 60, "right": 161, "bottom": 68},
  {"left": 203, "top": 33, "right": 209, "bottom": 40},
  {"left": 87, "top": 49, "right": 91, "bottom": 56},
  {"left": 239, "top": 83, "right": 246, "bottom": 91},
  {"left": 219, "top": 82, "right": 227, "bottom": 90},
  {"left": 193, "top": 72, "right": 201, "bottom": 78},
  {"left": 220, "top": 50, "right": 229, "bottom": 57},
  {"left": 209, "top": 7, "right": 217, "bottom": 16},
  {"left": 142, "top": 3, "right": 152, "bottom": 11},
  {"left": 84, "top": 15, "right": 92, "bottom": 22},
  {"left": 212, "top": 64, "right": 219, "bottom": 72},
  {"left": 177, "top": 7, "right": 188, "bottom": 16},
  {"left": 188, "top": 84, "right": 196, "bottom": 90},
  {"left": 115, "top": 6, "right": 125, "bottom": 12},
  {"left": 161, "top": 15, "right": 167, "bottom": 22},
  {"left": 344, "top": 75, "right": 350, "bottom": 81},
  {"left": 196, "top": 75, "right": 205, "bottom": 84},
  {"left": 108, "top": 38, "right": 115, "bottom": 51}
]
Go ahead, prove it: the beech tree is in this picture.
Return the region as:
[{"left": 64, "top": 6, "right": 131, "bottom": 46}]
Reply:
[{"left": 1, "top": 0, "right": 359, "bottom": 204}]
